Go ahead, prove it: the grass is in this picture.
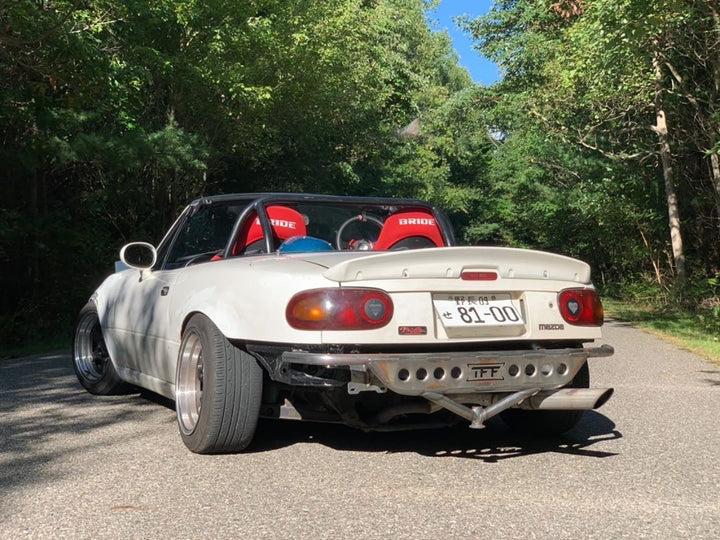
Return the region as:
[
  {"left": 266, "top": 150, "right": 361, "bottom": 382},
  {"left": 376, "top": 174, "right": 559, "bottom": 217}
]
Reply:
[{"left": 604, "top": 299, "right": 720, "bottom": 363}]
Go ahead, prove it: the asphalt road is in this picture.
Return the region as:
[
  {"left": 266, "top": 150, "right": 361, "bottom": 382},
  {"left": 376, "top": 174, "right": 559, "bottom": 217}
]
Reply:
[{"left": 1, "top": 320, "right": 719, "bottom": 539}]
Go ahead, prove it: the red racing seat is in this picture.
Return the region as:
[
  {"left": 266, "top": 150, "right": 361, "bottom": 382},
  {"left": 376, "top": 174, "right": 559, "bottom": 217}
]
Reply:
[
  {"left": 232, "top": 206, "right": 307, "bottom": 255},
  {"left": 373, "top": 209, "right": 445, "bottom": 250}
]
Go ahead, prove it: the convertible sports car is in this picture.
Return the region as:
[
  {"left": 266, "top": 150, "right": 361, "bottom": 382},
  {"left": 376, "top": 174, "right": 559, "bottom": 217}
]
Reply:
[{"left": 73, "top": 193, "right": 614, "bottom": 454}]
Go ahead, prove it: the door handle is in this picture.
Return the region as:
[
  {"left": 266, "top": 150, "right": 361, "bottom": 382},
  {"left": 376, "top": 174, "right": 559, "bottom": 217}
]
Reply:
[{"left": 161, "top": 286, "right": 170, "bottom": 296}]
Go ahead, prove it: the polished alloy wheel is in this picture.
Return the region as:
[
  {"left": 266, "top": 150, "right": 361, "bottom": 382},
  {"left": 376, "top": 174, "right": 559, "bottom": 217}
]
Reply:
[
  {"left": 176, "top": 331, "right": 204, "bottom": 435},
  {"left": 74, "top": 311, "right": 109, "bottom": 383}
]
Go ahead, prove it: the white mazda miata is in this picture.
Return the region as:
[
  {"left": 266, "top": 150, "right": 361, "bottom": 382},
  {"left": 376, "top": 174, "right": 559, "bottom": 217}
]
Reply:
[{"left": 73, "top": 193, "right": 614, "bottom": 453}]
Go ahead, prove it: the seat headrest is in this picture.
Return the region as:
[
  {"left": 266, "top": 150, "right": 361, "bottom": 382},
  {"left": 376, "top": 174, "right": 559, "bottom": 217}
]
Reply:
[
  {"left": 234, "top": 206, "right": 307, "bottom": 254},
  {"left": 373, "top": 210, "right": 444, "bottom": 250}
]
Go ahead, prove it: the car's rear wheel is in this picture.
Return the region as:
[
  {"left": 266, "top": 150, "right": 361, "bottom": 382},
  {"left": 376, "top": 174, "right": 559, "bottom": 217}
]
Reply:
[
  {"left": 72, "top": 302, "right": 127, "bottom": 395},
  {"left": 500, "top": 362, "right": 590, "bottom": 435},
  {"left": 175, "top": 314, "right": 263, "bottom": 454}
]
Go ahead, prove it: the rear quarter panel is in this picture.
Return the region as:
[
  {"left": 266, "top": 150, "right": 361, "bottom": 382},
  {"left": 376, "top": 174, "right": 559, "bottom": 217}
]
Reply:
[{"left": 167, "top": 256, "right": 336, "bottom": 345}]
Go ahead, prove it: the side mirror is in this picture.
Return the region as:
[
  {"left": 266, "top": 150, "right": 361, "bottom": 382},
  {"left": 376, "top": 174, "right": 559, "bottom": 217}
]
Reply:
[{"left": 120, "top": 242, "right": 157, "bottom": 270}]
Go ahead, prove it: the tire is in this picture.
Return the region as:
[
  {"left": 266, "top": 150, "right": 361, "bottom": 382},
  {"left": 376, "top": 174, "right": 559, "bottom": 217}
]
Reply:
[
  {"left": 500, "top": 362, "right": 590, "bottom": 436},
  {"left": 72, "top": 301, "right": 127, "bottom": 395},
  {"left": 175, "top": 314, "right": 263, "bottom": 454}
]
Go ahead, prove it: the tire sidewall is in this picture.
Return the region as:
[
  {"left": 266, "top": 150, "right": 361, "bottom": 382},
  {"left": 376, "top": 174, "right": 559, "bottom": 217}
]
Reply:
[
  {"left": 176, "top": 313, "right": 263, "bottom": 454},
  {"left": 72, "top": 301, "right": 125, "bottom": 395}
]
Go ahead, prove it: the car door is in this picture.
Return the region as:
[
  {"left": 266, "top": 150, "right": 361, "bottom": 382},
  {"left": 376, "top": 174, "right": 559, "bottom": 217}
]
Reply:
[
  {"left": 122, "top": 202, "right": 247, "bottom": 383},
  {"left": 103, "top": 206, "right": 190, "bottom": 382},
  {"left": 109, "top": 265, "right": 179, "bottom": 382}
]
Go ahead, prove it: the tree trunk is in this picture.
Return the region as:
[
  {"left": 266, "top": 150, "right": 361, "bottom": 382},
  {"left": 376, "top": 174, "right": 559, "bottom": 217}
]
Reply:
[
  {"left": 653, "top": 50, "right": 686, "bottom": 287},
  {"left": 710, "top": 148, "right": 720, "bottom": 222},
  {"left": 709, "top": 6, "right": 720, "bottom": 226},
  {"left": 639, "top": 227, "right": 663, "bottom": 285}
]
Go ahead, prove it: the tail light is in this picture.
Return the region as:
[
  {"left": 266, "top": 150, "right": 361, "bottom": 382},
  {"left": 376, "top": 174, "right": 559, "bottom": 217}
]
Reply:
[
  {"left": 558, "top": 289, "right": 604, "bottom": 326},
  {"left": 460, "top": 271, "right": 498, "bottom": 281},
  {"left": 286, "top": 288, "right": 393, "bottom": 330}
]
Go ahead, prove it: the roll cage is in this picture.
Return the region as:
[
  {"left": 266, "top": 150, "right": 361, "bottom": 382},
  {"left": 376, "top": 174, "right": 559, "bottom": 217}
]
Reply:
[{"left": 153, "top": 193, "right": 457, "bottom": 271}]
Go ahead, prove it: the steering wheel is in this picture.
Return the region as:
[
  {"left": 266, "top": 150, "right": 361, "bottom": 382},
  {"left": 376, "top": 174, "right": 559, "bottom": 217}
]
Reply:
[{"left": 336, "top": 214, "right": 384, "bottom": 250}]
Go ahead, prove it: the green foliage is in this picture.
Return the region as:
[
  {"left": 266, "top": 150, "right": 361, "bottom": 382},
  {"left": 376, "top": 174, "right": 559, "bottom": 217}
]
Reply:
[
  {"left": 461, "top": 0, "right": 720, "bottom": 297},
  {"left": 601, "top": 274, "right": 669, "bottom": 304},
  {"left": 5, "top": 0, "right": 714, "bottom": 350},
  {"left": 0, "top": 0, "right": 477, "bottom": 347}
]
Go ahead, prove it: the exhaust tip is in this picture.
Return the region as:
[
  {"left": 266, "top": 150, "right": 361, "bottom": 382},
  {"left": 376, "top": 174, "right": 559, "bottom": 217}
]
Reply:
[{"left": 593, "top": 388, "right": 614, "bottom": 409}]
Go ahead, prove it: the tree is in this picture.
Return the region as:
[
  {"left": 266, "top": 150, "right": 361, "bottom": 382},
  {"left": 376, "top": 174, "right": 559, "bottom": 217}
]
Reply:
[
  {"left": 0, "top": 0, "right": 480, "bottom": 346},
  {"left": 461, "top": 0, "right": 720, "bottom": 290}
]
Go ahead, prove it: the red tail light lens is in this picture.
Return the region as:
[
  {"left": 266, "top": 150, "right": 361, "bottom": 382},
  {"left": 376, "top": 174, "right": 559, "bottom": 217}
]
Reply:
[
  {"left": 558, "top": 289, "right": 604, "bottom": 326},
  {"left": 286, "top": 288, "right": 394, "bottom": 330}
]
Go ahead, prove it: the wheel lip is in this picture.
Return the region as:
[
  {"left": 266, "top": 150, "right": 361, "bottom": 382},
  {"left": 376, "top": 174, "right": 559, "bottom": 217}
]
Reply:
[
  {"left": 176, "top": 330, "right": 204, "bottom": 436},
  {"left": 73, "top": 310, "right": 108, "bottom": 384}
]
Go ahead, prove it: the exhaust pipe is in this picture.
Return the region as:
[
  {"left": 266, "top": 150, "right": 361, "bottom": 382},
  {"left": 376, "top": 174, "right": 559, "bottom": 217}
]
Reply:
[{"left": 525, "top": 387, "right": 614, "bottom": 411}]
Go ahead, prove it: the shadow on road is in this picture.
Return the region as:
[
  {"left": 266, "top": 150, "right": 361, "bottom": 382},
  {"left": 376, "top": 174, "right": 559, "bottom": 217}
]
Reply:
[
  {"left": 1, "top": 352, "right": 621, "bottom": 483},
  {"left": 0, "top": 353, "right": 174, "bottom": 496},
  {"left": 134, "top": 389, "right": 622, "bottom": 460},
  {"left": 699, "top": 370, "right": 720, "bottom": 386},
  {"left": 250, "top": 412, "right": 621, "bottom": 461}
]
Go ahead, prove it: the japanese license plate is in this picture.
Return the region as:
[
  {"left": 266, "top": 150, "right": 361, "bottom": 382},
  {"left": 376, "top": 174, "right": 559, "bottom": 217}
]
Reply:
[{"left": 433, "top": 294, "right": 524, "bottom": 328}]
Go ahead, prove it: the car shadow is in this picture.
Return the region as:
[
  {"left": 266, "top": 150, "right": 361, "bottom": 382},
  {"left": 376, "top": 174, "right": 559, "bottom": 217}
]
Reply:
[
  {"left": 133, "top": 386, "right": 623, "bottom": 460},
  {"left": 249, "top": 411, "right": 621, "bottom": 461},
  {"left": 1, "top": 352, "right": 620, "bottom": 468},
  {"left": 127, "top": 386, "right": 622, "bottom": 460}
]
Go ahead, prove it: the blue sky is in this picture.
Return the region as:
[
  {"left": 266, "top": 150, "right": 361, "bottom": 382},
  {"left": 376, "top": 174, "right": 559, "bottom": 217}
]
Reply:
[{"left": 426, "top": 0, "right": 500, "bottom": 85}]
